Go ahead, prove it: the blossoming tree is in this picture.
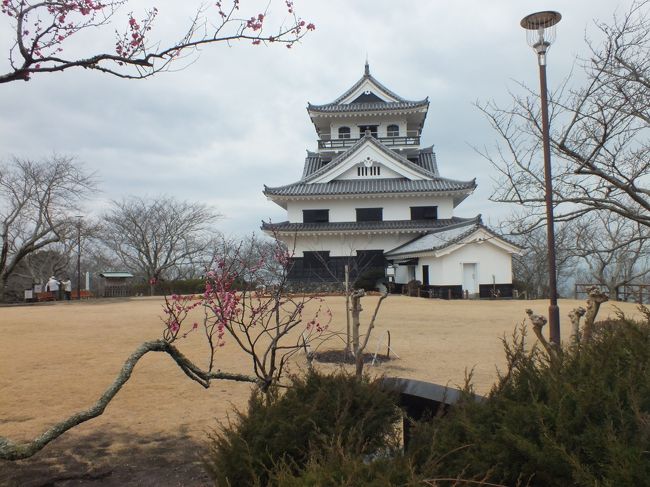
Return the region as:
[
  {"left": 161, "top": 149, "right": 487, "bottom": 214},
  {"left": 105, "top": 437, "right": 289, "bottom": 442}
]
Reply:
[
  {"left": 0, "top": 0, "right": 315, "bottom": 83},
  {"left": 0, "top": 237, "right": 330, "bottom": 460}
]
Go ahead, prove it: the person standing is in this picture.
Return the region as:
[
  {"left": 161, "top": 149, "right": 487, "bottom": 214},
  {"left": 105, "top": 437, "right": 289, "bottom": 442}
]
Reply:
[
  {"left": 46, "top": 276, "right": 60, "bottom": 300},
  {"left": 61, "top": 277, "right": 72, "bottom": 301}
]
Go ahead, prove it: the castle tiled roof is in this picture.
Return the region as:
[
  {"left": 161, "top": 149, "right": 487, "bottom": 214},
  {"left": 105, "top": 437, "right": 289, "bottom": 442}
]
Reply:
[
  {"left": 307, "top": 63, "right": 428, "bottom": 114},
  {"left": 301, "top": 145, "right": 439, "bottom": 179},
  {"left": 301, "top": 151, "right": 322, "bottom": 179},
  {"left": 262, "top": 217, "right": 476, "bottom": 234},
  {"left": 266, "top": 134, "right": 474, "bottom": 202},
  {"left": 300, "top": 135, "right": 437, "bottom": 183},
  {"left": 307, "top": 100, "right": 429, "bottom": 114},
  {"left": 418, "top": 146, "right": 439, "bottom": 174},
  {"left": 386, "top": 218, "right": 522, "bottom": 256},
  {"left": 263, "top": 178, "right": 476, "bottom": 198}
]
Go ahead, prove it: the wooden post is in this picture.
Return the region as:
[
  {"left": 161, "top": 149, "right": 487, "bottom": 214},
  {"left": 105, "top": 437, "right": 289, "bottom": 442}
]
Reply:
[
  {"left": 345, "top": 265, "right": 351, "bottom": 356},
  {"left": 574, "top": 283, "right": 578, "bottom": 300},
  {"left": 386, "top": 330, "right": 391, "bottom": 359},
  {"left": 351, "top": 290, "right": 363, "bottom": 372}
]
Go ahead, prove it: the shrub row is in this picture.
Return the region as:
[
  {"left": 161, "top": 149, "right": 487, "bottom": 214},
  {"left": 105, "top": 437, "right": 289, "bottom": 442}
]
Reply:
[
  {"left": 203, "top": 371, "right": 401, "bottom": 486},
  {"left": 204, "top": 312, "right": 650, "bottom": 486}
]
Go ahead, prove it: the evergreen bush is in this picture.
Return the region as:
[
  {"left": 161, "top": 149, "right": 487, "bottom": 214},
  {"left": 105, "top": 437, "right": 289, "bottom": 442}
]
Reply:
[
  {"left": 270, "top": 446, "right": 418, "bottom": 487},
  {"left": 354, "top": 268, "right": 386, "bottom": 291},
  {"left": 203, "top": 371, "right": 400, "bottom": 487},
  {"left": 409, "top": 315, "right": 650, "bottom": 486}
]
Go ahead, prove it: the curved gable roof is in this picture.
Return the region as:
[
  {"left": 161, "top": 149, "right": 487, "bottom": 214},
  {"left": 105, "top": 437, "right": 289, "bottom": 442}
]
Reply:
[
  {"left": 303, "top": 134, "right": 437, "bottom": 183},
  {"left": 308, "top": 63, "right": 426, "bottom": 110}
]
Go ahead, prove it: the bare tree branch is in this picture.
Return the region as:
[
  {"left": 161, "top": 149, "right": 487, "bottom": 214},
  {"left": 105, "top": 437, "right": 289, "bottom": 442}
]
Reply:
[
  {"left": 481, "top": 1, "right": 650, "bottom": 230},
  {"left": 0, "top": 338, "right": 255, "bottom": 461}
]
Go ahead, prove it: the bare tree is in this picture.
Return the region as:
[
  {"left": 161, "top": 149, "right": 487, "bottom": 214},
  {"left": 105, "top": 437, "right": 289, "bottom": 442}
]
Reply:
[
  {"left": 480, "top": 1, "right": 650, "bottom": 230},
  {"left": 100, "top": 195, "right": 220, "bottom": 286},
  {"left": 505, "top": 218, "right": 576, "bottom": 298},
  {"left": 9, "top": 216, "right": 103, "bottom": 291},
  {"left": 12, "top": 247, "right": 70, "bottom": 287},
  {"left": 570, "top": 212, "right": 650, "bottom": 298},
  {"left": 0, "top": 156, "right": 96, "bottom": 301},
  {"left": 0, "top": 0, "right": 316, "bottom": 83}
]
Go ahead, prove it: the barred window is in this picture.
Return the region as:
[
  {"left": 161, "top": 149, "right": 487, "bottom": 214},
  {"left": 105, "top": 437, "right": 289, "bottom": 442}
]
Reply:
[
  {"left": 356, "top": 208, "right": 383, "bottom": 222},
  {"left": 303, "top": 209, "right": 329, "bottom": 223},
  {"left": 410, "top": 206, "right": 438, "bottom": 220}
]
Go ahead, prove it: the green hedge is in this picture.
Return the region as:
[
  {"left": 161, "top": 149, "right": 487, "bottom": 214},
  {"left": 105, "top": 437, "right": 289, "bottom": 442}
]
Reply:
[
  {"left": 203, "top": 371, "right": 401, "bottom": 487},
  {"left": 408, "top": 316, "right": 650, "bottom": 486},
  {"left": 202, "top": 314, "right": 650, "bottom": 486},
  {"left": 131, "top": 277, "right": 250, "bottom": 296}
]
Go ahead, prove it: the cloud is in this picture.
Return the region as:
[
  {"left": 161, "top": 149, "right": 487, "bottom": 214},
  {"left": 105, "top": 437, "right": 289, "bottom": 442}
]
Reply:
[{"left": 0, "top": 0, "right": 635, "bottom": 237}]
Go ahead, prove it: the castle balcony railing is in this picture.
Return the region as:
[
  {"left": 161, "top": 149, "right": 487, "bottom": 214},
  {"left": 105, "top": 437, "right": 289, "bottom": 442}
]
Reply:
[{"left": 318, "top": 132, "right": 420, "bottom": 150}]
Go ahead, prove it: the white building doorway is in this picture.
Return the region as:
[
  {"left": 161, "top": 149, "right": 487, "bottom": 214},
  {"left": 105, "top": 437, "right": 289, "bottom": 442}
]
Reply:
[
  {"left": 462, "top": 263, "right": 478, "bottom": 295},
  {"left": 407, "top": 265, "right": 416, "bottom": 282}
]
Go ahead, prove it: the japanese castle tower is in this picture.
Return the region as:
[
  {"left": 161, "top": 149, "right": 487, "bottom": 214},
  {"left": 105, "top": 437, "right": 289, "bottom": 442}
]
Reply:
[{"left": 263, "top": 64, "right": 519, "bottom": 297}]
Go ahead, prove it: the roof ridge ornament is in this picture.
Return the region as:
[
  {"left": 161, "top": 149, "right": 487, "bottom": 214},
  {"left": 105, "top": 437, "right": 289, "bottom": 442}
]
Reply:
[{"left": 364, "top": 59, "right": 370, "bottom": 76}]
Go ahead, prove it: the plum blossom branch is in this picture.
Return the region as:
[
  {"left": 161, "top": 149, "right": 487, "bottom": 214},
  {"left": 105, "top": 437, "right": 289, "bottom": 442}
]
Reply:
[
  {"left": 0, "top": 0, "right": 315, "bottom": 83},
  {"left": 159, "top": 235, "right": 331, "bottom": 391}
]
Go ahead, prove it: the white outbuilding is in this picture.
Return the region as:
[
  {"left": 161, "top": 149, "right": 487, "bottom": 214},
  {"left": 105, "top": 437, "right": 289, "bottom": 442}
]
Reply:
[{"left": 262, "top": 64, "right": 520, "bottom": 297}]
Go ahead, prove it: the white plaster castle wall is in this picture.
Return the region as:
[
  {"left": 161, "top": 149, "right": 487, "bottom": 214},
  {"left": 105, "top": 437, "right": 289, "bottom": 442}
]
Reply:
[
  {"left": 286, "top": 196, "right": 455, "bottom": 222},
  {"left": 280, "top": 233, "right": 416, "bottom": 257},
  {"left": 394, "top": 264, "right": 412, "bottom": 283},
  {"left": 328, "top": 117, "right": 408, "bottom": 140},
  {"left": 414, "top": 241, "right": 513, "bottom": 286}
]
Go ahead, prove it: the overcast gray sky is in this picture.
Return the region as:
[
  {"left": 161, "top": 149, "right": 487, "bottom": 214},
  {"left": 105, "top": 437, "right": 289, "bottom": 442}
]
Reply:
[{"left": 0, "top": 0, "right": 637, "bottom": 238}]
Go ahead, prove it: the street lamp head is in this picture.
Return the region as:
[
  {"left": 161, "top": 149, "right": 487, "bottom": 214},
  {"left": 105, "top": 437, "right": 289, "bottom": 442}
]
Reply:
[{"left": 521, "top": 11, "right": 561, "bottom": 57}]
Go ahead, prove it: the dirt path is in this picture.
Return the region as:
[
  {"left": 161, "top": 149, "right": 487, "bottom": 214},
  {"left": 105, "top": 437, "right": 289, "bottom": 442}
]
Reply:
[{"left": 0, "top": 296, "right": 642, "bottom": 486}]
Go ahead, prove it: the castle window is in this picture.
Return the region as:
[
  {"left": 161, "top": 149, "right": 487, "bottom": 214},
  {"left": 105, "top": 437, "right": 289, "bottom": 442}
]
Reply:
[
  {"left": 356, "top": 250, "right": 386, "bottom": 269},
  {"left": 358, "top": 125, "right": 378, "bottom": 138},
  {"left": 387, "top": 124, "right": 399, "bottom": 137},
  {"left": 303, "top": 209, "right": 329, "bottom": 223},
  {"left": 410, "top": 206, "right": 438, "bottom": 220},
  {"left": 338, "top": 126, "right": 351, "bottom": 139},
  {"left": 303, "top": 251, "right": 330, "bottom": 270},
  {"left": 356, "top": 208, "right": 383, "bottom": 222}
]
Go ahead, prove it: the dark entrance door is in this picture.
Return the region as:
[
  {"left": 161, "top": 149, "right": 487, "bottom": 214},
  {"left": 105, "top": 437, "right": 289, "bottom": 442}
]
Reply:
[{"left": 422, "top": 265, "right": 430, "bottom": 287}]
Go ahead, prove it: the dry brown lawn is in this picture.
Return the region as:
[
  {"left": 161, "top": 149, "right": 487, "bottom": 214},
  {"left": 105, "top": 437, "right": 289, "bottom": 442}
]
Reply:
[{"left": 0, "top": 295, "right": 643, "bottom": 486}]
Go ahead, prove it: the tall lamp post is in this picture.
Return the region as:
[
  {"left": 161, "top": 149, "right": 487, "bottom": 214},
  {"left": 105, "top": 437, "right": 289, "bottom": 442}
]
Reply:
[
  {"left": 521, "top": 11, "right": 562, "bottom": 344},
  {"left": 76, "top": 216, "right": 82, "bottom": 300}
]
